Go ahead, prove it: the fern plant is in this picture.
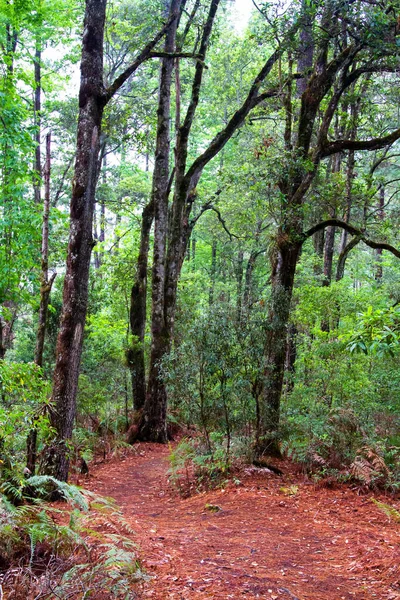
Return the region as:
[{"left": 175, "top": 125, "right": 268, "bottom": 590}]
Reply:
[{"left": 0, "top": 477, "right": 144, "bottom": 599}]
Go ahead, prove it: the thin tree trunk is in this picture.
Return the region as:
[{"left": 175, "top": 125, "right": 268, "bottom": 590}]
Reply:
[
  {"left": 34, "top": 133, "right": 56, "bottom": 368},
  {"left": 336, "top": 234, "right": 361, "bottom": 282},
  {"left": 375, "top": 186, "right": 385, "bottom": 281},
  {"left": 285, "top": 323, "right": 297, "bottom": 393},
  {"left": 338, "top": 149, "right": 355, "bottom": 255},
  {"left": 33, "top": 43, "right": 41, "bottom": 205},
  {"left": 0, "top": 320, "right": 5, "bottom": 360},
  {"left": 236, "top": 249, "right": 244, "bottom": 324},
  {"left": 323, "top": 223, "right": 336, "bottom": 286},
  {"left": 99, "top": 152, "right": 106, "bottom": 264},
  {"left": 313, "top": 228, "right": 325, "bottom": 274},
  {"left": 209, "top": 239, "right": 217, "bottom": 306},
  {"left": 191, "top": 235, "right": 196, "bottom": 267},
  {"left": 140, "top": 0, "right": 221, "bottom": 442}
]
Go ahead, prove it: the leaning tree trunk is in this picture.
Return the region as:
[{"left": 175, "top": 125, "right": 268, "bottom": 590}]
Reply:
[
  {"left": 42, "top": 0, "right": 107, "bottom": 481},
  {"left": 256, "top": 233, "right": 301, "bottom": 457}
]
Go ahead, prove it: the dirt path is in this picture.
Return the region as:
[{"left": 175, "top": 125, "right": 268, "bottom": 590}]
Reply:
[{"left": 86, "top": 444, "right": 400, "bottom": 600}]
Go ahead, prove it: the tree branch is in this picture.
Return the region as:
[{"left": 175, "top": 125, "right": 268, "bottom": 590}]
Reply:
[
  {"left": 103, "top": 13, "right": 179, "bottom": 104},
  {"left": 183, "top": 17, "right": 301, "bottom": 187},
  {"left": 321, "top": 128, "right": 400, "bottom": 157},
  {"left": 303, "top": 219, "right": 400, "bottom": 258},
  {"left": 208, "top": 206, "right": 239, "bottom": 240},
  {"left": 148, "top": 51, "right": 207, "bottom": 67}
]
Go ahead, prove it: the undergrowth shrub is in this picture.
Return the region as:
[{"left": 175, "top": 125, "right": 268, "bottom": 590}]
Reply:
[
  {"left": 168, "top": 434, "right": 251, "bottom": 495},
  {"left": 0, "top": 477, "right": 143, "bottom": 599}
]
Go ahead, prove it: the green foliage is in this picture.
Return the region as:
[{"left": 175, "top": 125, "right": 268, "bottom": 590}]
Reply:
[
  {"left": 371, "top": 499, "right": 400, "bottom": 523},
  {"left": 0, "top": 479, "right": 142, "bottom": 598},
  {"left": 343, "top": 305, "right": 400, "bottom": 357}
]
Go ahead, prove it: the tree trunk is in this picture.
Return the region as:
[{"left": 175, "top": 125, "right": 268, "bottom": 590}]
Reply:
[
  {"left": 35, "top": 133, "right": 56, "bottom": 367},
  {"left": 129, "top": 199, "right": 153, "bottom": 411},
  {"left": 236, "top": 249, "right": 244, "bottom": 324},
  {"left": 28, "top": 135, "right": 56, "bottom": 475},
  {"left": 209, "top": 239, "right": 217, "bottom": 306},
  {"left": 137, "top": 0, "right": 181, "bottom": 442},
  {"left": 33, "top": 43, "right": 41, "bottom": 205},
  {"left": 0, "top": 320, "right": 5, "bottom": 360},
  {"left": 285, "top": 323, "right": 297, "bottom": 393},
  {"left": 323, "top": 223, "right": 336, "bottom": 286},
  {"left": 42, "top": 0, "right": 107, "bottom": 481},
  {"left": 338, "top": 149, "right": 355, "bottom": 255},
  {"left": 256, "top": 235, "right": 301, "bottom": 457},
  {"left": 375, "top": 186, "right": 385, "bottom": 281},
  {"left": 313, "top": 228, "right": 325, "bottom": 274},
  {"left": 336, "top": 235, "right": 361, "bottom": 282},
  {"left": 191, "top": 235, "right": 196, "bottom": 265}
]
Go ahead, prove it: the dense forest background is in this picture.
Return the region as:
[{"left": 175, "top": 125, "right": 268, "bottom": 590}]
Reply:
[{"left": 1, "top": 0, "right": 400, "bottom": 495}]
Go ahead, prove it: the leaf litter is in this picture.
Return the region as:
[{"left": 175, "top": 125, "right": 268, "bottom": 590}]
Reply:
[{"left": 85, "top": 443, "right": 400, "bottom": 599}]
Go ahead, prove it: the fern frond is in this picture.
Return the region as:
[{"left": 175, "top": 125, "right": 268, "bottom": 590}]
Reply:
[{"left": 27, "top": 476, "right": 89, "bottom": 511}]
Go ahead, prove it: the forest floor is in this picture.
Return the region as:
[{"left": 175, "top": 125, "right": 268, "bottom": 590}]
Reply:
[{"left": 84, "top": 443, "right": 400, "bottom": 600}]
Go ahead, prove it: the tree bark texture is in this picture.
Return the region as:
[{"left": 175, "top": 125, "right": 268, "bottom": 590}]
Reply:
[
  {"left": 375, "top": 186, "right": 385, "bottom": 281},
  {"left": 140, "top": 0, "right": 221, "bottom": 443},
  {"left": 137, "top": 0, "right": 182, "bottom": 442},
  {"left": 129, "top": 199, "right": 154, "bottom": 411},
  {"left": 43, "top": 0, "right": 107, "bottom": 480},
  {"left": 236, "top": 249, "right": 244, "bottom": 325},
  {"left": 29, "top": 134, "right": 55, "bottom": 475},
  {"left": 35, "top": 133, "right": 56, "bottom": 367},
  {"left": 208, "top": 239, "right": 217, "bottom": 306},
  {"left": 257, "top": 235, "right": 301, "bottom": 456},
  {"left": 33, "top": 44, "right": 41, "bottom": 205}
]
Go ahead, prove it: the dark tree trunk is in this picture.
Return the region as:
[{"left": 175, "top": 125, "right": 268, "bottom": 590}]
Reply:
[
  {"left": 0, "top": 320, "right": 5, "bottom": 360},
  {"left": 313, "top": 228, "right": 325, "bottom": 274},
  {"left": 26, "top": 428, "right": 38, "bottom": 476},
  {"left": 129, "top": 199, "right": 154, "bottom": 411},
  {"left": 375, "top": 186, "right": 385, "bottom": 281},
  {"left": 296, "top": 0, "right": 314, "bottom": 97},
  {"left": 323, "top": 223, "right": 336, "bottom": 286},
  {"left": 257, "top": 234, "right": 301, "bottom": 457},
  {"left": 137, "top": 0, "right": 181, "bottom": 443},
  {"left": 336, "top": 234, "right": 361, "bottom": 282},
  {"left": 209, "top": 239, "right": 217, "bottom": 306},
  {"left": 30, "top": 135, "right": 56, "bottom": 475},
  {"left": 191, "top": 235, "right": 196, "bottom": 265},
  {"left": 236, "top": 249, "right": 244, "bottom": 324},
  {"left": 35, "top": 133, "right": 56, "bottom": 367},
  {"left": 243, "top": 249, "right": 259, "bottom": 313},
  {"left": 285, "top": 323, "right": 297, "bottom": 393},
  {"left": 140, "top": 0, "right": 221, "bottom": 442},
  {"left": 33, "top": 43, "right": 41, "bottom": 205},
  {"left": 42, "top": 0, "right": 107, "bottom": 480},
  {"left": 338, "top": 149, "right": 355, "bottom": 255}
]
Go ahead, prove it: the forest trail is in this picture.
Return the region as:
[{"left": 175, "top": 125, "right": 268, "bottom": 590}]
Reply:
[{"left": 85, "top": 444, "right": 400, "bottom": 600}]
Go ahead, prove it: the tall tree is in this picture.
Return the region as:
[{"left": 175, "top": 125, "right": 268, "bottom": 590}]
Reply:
[
  {"left": 43, "top": 0, "right": 177, "bottom": 480},
  {"left": 255, "top": 1, "right": 400, "bottom": 455}
]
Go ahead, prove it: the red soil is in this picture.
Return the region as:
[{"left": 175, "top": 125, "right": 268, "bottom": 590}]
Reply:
[{"left": 85, "top": 444, "right": 400, "bottom": 600}]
